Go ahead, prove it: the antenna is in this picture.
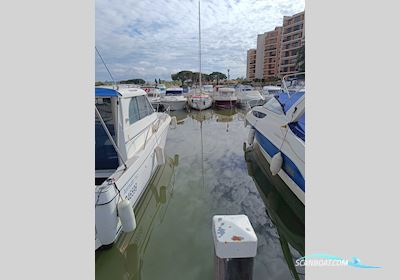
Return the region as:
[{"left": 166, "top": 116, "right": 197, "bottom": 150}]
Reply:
[{"left": 95, "top": 46, "right": 117, "bottom": 89}]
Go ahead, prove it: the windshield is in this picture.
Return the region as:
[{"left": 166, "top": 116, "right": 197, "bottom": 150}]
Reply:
[{"left": 262, "top": 97, "right": 284, "bottom": 115}]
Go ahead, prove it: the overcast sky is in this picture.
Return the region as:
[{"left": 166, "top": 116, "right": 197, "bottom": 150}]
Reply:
[{"left": 95, "top": 0, "right": 305, "bottom": 82}]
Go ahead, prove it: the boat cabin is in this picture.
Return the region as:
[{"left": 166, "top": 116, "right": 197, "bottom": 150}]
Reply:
[{"left": 95, "top": 86, "right": 156, "bottom": 184}]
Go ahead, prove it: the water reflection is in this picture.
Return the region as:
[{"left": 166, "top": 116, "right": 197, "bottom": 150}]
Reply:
[
  {"left": 96, "top": 108, "right": 305, "bottom": 280},
  {"left": 245, "top": 144, "right": 305, "bottom": 280},
  {"left": 95, "top": 156, "right": 178, "bottom": 280}
]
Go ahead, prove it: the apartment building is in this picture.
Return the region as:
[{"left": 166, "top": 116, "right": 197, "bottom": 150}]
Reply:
[
  {"left": 255, "top": 34, "right": 266, "bottom": 79},
  {"left": 246, "top": 49, "right": 256, "bottom": 80},
  {"left": 262, "top": 26, "right": 282, "bottom": 80},
  {"left": 279, "top": 11, "right": 305, "bottom": 76}
]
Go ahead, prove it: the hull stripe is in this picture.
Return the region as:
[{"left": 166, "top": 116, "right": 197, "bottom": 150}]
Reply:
[{"left": 255, "top": 130, "right": 305, "bottom": 192}]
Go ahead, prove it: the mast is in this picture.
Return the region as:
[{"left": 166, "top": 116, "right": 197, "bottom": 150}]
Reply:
[{"left": 198, "top": 0, "right": 202, "bottom": 93}]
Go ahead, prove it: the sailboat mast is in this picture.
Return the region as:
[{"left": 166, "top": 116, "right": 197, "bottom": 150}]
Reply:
[{"left": 198, "top": 0, "right": 202, "bottom": 92}]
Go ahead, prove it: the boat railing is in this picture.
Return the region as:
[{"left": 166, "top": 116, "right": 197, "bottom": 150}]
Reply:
[{"left": 282, "top": 72, "right": 305, "bottom": 95}]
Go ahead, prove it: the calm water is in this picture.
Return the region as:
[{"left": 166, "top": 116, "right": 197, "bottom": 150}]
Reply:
[{"left": 95, "top": 108, "right": 304, "bottom": 280}]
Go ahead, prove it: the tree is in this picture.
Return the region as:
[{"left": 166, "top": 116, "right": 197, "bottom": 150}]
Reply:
[
  {"left": 171, "top": 70, "right": 193, "bottom": 86},
  {"left": 119, "top": 78, "right": 145, "bottom": 84},
  {"left": 209, "top": 72, "right": 227, "bottom": 85},
  {"left": 296, "top": 45, "right": 305, "bottom": 73},
  {"left": 158, "top": 78, "right": 161, "bottom": 84},
  {"left": 154, "top": 78, "right": 158, "bottom": 84}
]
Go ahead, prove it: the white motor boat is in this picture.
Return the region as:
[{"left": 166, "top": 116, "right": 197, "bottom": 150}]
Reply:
[
  {"left": 245, "top": 75, "right": 305, "bottom": 204},
  {"left": 150, "top": 87, "right": 187, "bottom": 111},
  {"left": 141, "top": 86, "right": 161, "bottom": 106},
  {"left": 157, "top": 84, "right": 167, "bottom": 94},
  {"left": 236, "top": 86, "right": 265, "bottom": 108},
  {"left": 95, "top": 86, "right": 171, "bottom": 250},
  {"left": 262, "top": 85, "right": 283, "bottom": 102},
  {"left": 213, "top": 87, "right": 238, "bottom": 109},
  {"left": 202, "top": 84, "right": 214, "bottom": 93},
  {"left": 159, "top": 87, "right": 187, "bottom": 111}
]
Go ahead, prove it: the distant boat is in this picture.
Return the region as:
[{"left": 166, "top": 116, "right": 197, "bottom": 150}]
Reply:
[
  {"left": 262, "top": 85, "right": 283, "bottom": 102},
  {"left": 236, "top": 85, "right": 265, "bottom": 108},
  {"left": 202, "top": 84, "right": 214, "bottom": 93},
  {"left": 95, "top": 86, "right": 171, "bottom": 250},
  {"left": 156, "top": 87, "right": 187, "bottom": 111},
  {"left": 157, "top": 84, "right": 166, "bottom": 94},
  {"left": 213, "top": 87, "right": 237, "bottom": 109}
]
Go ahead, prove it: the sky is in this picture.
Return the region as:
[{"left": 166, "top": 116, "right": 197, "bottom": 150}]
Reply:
[{"left": 95, "top": 0, "right": 305, "bottom": 82}]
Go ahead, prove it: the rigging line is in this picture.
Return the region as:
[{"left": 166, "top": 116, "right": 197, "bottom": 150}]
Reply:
[{"left": 95, "top": 46, "right": 117, "bottom": 88}]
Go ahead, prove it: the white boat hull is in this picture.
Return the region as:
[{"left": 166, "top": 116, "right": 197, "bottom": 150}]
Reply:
[
  {"left": 246, "top": 108, "right": 304, "bottom": 205},
  {"left": 95, "top": 114, "right": 171, "bottom": 249},
  {"left": 188, "top": 95, "right": 212, "bottom": 110}
]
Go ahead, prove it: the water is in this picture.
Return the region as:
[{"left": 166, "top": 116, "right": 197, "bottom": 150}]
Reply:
[{"left": 95, "top": 108, "right": 304, "bottom": 280}]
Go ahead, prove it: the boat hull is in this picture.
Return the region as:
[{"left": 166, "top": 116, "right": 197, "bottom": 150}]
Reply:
[
  {"left": 188, "top": 96, "right": 212, "bottom": 110},
  {"left": 151, "top": 100, "right": 187, "bottom": 111},
  {"left": 95, "top": 114, "right": 171, "bottom": 250},
  {"left": 254, "top": 131, "right": 305, "bottom": 204},
  {"left": 214, "top": 100, "right": 237, "bottom": 109},
  {"left": 246, "top": 108, "right": 304, "bottom": 205}
]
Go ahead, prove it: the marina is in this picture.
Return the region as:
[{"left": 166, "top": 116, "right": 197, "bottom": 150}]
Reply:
[
  {"left": 94, "top": 1, "right": 306, "bottom": 278},
  {"left": 96, "top": 106, "right": 305, "bottom": 280}
]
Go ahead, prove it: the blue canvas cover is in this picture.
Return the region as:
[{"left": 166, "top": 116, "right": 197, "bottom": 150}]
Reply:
[
  {"left": 95, "top": 87, "right": 120, "bottom": 97},
  {"left": 275, "top": 92, "right": 305, "bottom": 142},
  {"left": 275, "top": 92, "right": 304, "bottom": 113}
]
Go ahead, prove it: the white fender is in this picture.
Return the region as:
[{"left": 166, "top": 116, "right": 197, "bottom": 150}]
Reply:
[
  {"left": 248, "top": 128, "right": 256, "bottom": 145},
  {"left": 270, "top": 152, "right": 283, "bottom": 176},
  {"left": 170, "top": 116, "right": 177, "bottom": 128},
  {"left": 117, "top": 199, "right": 136, "bottom": 232},
  {"left": 155, "top": 146, "right": 165, "bottom": 165}
]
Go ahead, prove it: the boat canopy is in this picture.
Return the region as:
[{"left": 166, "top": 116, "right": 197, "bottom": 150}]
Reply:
[
  {"left": 274, "top": 92, "right": 305, "bottom": 142},
  {"left": 95, "top": 87, "right": 121, "bottom": 97},
  {"left": 275, "top": 92, "right": 304, "bottom": 113}
]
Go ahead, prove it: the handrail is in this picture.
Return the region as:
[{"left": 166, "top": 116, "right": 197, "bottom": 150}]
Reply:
[{"left": 282, "top": 72, "right": 305, "bottom": 97}]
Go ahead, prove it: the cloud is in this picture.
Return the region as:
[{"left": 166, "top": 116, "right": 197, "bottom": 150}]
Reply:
[{"left": 96, "top": 0, "right": 305, "bottom": 81}]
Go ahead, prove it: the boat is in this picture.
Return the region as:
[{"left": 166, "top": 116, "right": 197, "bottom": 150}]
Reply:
[
  {"left": 95, "top": 155, "right": 178, "bottom": 279},
  {"left": 188, "top": 0, "right": 213, "bottom": 111},
  {"left": 245, "top": 73, "right": 305, "bottom": 204},
  {"left": 152, "top": 87, "right": 187, "bottom": 111},
  {"left": 213, "top": 87, "right": 238, "bottom": 108},
  {"left": 141, "top": 86, "right": 161, "bottom": 108},
  {"left": 188, "top": 93, "right": 213, "bottom": 110},
  {"left": 202, "top": 84, "right": 214, "bottom": 93},
  {"left": 236, "top": 85, "right": 265, "bottom": 108},
  {"left": 261, "top": 85, "right": 283, "bottom": 102},
  {"left": 95, "top": 86, "right": 171, "bottom": 250},
  {"left": 157, "top": 84, "right": 166, "bottom": 94}
]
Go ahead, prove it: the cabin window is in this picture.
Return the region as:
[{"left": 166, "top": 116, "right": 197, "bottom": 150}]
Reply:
[
  {"left": 137, "top": 95, "right": 154, "bottom": 118},
  {"left": 129, "top": 95, "right": 154, "bottom": 124},
  {"left": 128, "top": 97, "right": 140, "bottom": 124},
  {"left": 252, "top": 110, "right": 266, "bottom": 118}
]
